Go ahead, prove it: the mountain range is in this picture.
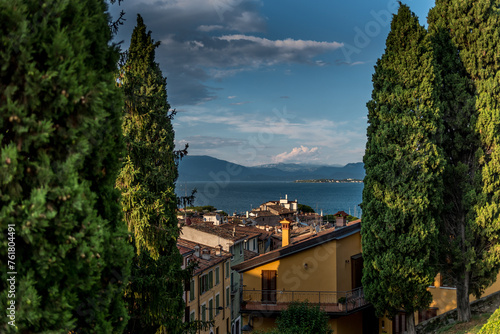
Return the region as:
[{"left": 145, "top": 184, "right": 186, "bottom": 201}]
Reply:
[{"left": 177, "top": 155, "right": 365, "bottom": 182}]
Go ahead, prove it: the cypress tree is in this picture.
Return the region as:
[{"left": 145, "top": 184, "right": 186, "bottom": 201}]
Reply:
[
  {"left": 0, "top": 0, "right": 132, "bottom": 333},
  {"left": 362, "top": 4, "right": 445, "bottom": 333},
  {"left": 428, "top": 0, "right": 500, "bottom": 322},
  {"left": 116, "top": 15, "right": 188, "bottom": 333}
]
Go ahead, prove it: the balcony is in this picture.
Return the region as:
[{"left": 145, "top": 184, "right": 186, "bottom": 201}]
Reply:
[
  {"left": 240, "top": 287, "right": 368, "bottom": 315},
  {"left": 231, "top": 283, "right": 239, "bottom": 296}
]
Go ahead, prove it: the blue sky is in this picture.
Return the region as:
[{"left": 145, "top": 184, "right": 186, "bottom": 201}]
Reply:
[{"left": 109, "top": 0, "right": 435, "bottom": 166}]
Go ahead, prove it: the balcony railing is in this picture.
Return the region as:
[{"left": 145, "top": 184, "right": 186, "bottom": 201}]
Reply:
[
  {"left": 231, "top": 283, "right": 239, "bottom": 295},
  {"left": 241, "top": 287, "right": 368, "bottom": 314}
]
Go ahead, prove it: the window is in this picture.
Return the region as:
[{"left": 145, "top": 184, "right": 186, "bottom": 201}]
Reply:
[
  {"left": 229, "top": 246, "right": 234, "bottom": 260},
  {"left": 200, "top": 271, "right": 213, "bottom": 295},
  {"left": 239, "top": 243, "right": 243, "bottom": 255},
  {"left": 226, "top": 286, "right": 230, "bottom": 307},
  {"left": 201, "top": 304, "right": 206, "bottom": 322},
  {"left": 190, "top": 310, "right": 195, "bottom": 322},
  {"left": 215, "top": 294, "right": 220, "bottom": 315},
  {"left": 189, "top": 280, "right": 195, "bottom": 301},
  {"left": 225, "top": 261, "right": 230, "bottom": 278},
  {"left": 253, "top": 239, "right": 257, "bottom": 251},
  {"left": 215, "top": 267, "right": 220, "bottom": 285},
  {"left": 440, "top": 272, "right": 456, "bottom": 288},
  {"left": 209, "top": 299, "right": 213, "bottom": 320}
]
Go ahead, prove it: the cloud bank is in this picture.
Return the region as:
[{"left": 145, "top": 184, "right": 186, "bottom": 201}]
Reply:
[
  {"left": 273, "top": 146, "right": 320, "bottom": 163},
  {"left": 110, "top": 0, "right": 343, "bottom": 106}
]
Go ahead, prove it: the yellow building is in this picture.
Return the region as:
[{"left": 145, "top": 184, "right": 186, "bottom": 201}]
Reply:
[
  {"left": 232, "top": 219, "right": 378, "bottom": 333},
  {"left": 379, "top": 272, "right": 500, "bottom": 334},
  {"left": 178, "top": 239, "right": 233, "bottom": 334}
]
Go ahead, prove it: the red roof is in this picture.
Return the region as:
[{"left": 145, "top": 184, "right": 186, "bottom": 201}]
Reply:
[{"left": 334, "top": 210, "right": 349, "bottom": 217}]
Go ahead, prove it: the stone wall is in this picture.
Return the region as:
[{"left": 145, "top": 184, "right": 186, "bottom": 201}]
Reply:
[{"left": 416, "top": 291, "right": 500, "bottom": 334}]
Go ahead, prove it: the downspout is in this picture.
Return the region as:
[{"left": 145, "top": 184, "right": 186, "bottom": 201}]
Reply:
[{"left": 198, "top": 273, "right": 201, "bottom": 334}]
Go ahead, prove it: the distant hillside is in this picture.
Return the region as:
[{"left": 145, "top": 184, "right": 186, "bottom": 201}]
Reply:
[{"left": 177, "top": 155, "right": 365, "bottom": 182}]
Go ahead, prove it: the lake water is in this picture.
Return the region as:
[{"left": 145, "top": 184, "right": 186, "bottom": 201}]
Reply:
[{"left": 176, "top": 181, "right": 363, "bottom": 217}]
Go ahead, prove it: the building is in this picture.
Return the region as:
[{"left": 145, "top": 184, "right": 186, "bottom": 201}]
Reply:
[
  {"left": 178, "top": 239, "right": 232, "bottom": 334},
  {"left": 380, "top": 272, "right": 500, "bottom": 334},
  {"left": 232, "top": 219, "right": 377, "bottom": 333},
  {"left": 204, "top": 212, "right": 225, "bottom": 225},
  {"left": 228, "top": 214, "right": 500, "bottom": 334},
  {"left": 181, "top": 222, "right": 264, "bottom": 334}
]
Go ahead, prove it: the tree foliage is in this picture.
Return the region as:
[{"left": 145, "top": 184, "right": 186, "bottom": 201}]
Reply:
[
  {"left": 479, "top": 307, "right": 500, "bottom": 334},
  {"left": 428, "top": 0, "right": 500, "bottom": 322},
  {"left": 361, "top": 4, "right": 445, "bottom": 330},
  {"left": 0, "top": 0, "right": 133, "bottom": 332},
  {"left": 254, "top": 301, "right": 333, "bottom": 334},
  {"left": 298, "top": 203, "right": 315, "bottom": 213},
  {"left": 116, "top": 14, "right": 189, "bottom": 333}
]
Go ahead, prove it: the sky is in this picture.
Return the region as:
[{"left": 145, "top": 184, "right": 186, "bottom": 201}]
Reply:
[{"left": 109, "top": 0, "right": 435, "bottom": 167}]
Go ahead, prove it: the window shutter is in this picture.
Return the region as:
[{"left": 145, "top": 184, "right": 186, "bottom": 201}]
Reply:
[
  {"left": 209, "top": 299, "right": 213, "bottom": 320},
  {"left": 190, "top": 280, "right": 195, "bottom": 301}
]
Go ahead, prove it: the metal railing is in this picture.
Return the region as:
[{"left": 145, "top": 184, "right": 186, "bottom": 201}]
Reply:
[{"left": 241, "top": 287, "right": 367, "bottom": 314}]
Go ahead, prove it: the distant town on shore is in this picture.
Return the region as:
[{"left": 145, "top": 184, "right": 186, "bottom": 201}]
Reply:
[{"left": 295, "top": 178, "right": 363, "bottom": 183}]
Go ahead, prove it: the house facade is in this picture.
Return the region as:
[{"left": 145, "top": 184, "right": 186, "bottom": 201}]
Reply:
[
  {"left": 178, "top": 239, "right": 232, "bottom": 334},
  {"left": 181, "top": 222, "right": 263, "bottom": 334},
  {"left": 233, "top": 220, "right": 378, "bottom": 333},
  {"left": 380, "top": 272, "right": 500, "bottom": 334}
]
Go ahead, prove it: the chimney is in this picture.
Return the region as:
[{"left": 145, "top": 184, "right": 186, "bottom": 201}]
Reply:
[
  {"left": 233, "top": 226, "right": 236, "bottom": 237},
  {"left": 194, "top": 245, "right": 200, "bottom": 257},
  {"left": 335, "top": 211, "right": 347, "bottom": 227},
  {"left": 216, "top": 244, "right": 223, "bottom": 256},
  {"left": 280, "top": 219, "right": 291, "bottom": 247},
  {"left": 201, "top": 248, "right": 211, "bottom": 260},
  {"left": 246, "top": 211, "right": 249, "bottom": 218}
]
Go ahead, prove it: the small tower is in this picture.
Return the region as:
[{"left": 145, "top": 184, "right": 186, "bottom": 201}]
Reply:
[{"left": 280, "top": 219, "right": 292, "bottom": 247}]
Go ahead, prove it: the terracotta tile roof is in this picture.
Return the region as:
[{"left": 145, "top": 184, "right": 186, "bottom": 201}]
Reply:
[
  {"left": 347, "top": 219, "right": 361, "bottom": 226},
  {"left": 250, "top": 210, "right": 277, "bottom": 217},
  {"left": 244, "top": 249, "right": 259, "bottom": 261},
  {"left": 334, "top": 210, "right": 349, "bottom": 217},
  {"left": 177, "top": 244, "right": 194, "bottom": 256},
  {"left": 232, "top": 222, "right": 361, "bottom": 273},
  {"left": 218, "top": 223, "right": 262, "bottom": 239},
  {"left": 177, "top": 238, "right": 231, "bottom": 275},
  {"left": 291, "top": 226, "right": 336, "bottom": 243},
  {"left": 186, "top": 222, "right": 249, "bottom": 241},
  {"left": 267, "top": 205, "right": 294, "bottom": 215}
]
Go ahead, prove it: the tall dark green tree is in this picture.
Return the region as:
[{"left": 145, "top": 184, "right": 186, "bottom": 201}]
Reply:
[
  {"left": 116, "top": 15, "right": 188, "bottom": 333},
  {"left": 428, "top": 0, "right": 500, "bottom": 322},
  {"left": 362, "top": 5, "right": 445, "bottom": 333},
  {"left": 0, "top": 0, "right": 133, "bottom": 333}
]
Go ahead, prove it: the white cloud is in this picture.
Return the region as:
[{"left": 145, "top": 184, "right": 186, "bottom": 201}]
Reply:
[
  {"left": 273, "top": 146, "right": 320, "bottom": 163},
  {"left": 219, "top": 35, "right": 343, "bottom": 51},
  {"left": 198, "top": 24, "right": 225, "bottom": 32},
  {"left": 228, "top": 95, "right": 237, "bottom": 99},
  {"left": 177, "top": 107, "right": 359, "bottom": 149},
  {"left": 230, "top": 101, "right": 251, "bottom": 105}
]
